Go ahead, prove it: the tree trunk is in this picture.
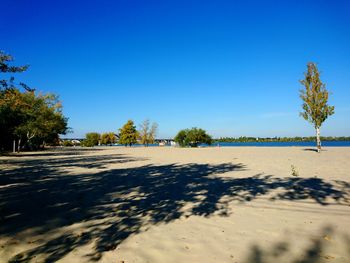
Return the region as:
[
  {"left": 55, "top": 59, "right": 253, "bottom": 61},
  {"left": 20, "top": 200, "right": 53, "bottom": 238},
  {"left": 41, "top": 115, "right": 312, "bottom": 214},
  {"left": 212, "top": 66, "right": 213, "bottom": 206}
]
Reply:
[
  {"left": 316, "top": 127, "right": 321, "bottom": 153},
  {"left": 17, "top": 138, "right": 21, "bottom": 152},
  {"left": 13, "top": 140, "right": 16, "bottom": 153}
]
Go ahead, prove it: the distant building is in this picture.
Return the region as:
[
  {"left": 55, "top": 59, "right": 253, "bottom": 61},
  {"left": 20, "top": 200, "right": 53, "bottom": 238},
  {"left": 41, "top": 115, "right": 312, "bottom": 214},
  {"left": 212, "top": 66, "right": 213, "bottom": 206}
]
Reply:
[{"left": 71, "top": 140, "right": 81, "bottom": 145}]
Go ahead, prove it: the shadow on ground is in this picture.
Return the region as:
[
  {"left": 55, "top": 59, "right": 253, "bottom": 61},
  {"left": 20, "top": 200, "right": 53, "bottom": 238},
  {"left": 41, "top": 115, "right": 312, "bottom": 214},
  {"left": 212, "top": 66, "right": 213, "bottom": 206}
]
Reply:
[
  {"left": 0, "top": 152, "right": 349, "bottom": 262},
  {"left": 244, "top": 226, "right": 350, "bottom": 263},
  {"left": 302, "top": 148, "right": 320, "bottom": 153},
  {"left": 1, "top": 147, "right": 104, "bottom": 158}
]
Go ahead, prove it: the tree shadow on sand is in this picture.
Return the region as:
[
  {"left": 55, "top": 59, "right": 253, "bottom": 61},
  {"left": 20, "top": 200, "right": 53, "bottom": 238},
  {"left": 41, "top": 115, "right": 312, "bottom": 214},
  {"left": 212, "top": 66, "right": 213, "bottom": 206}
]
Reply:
[
  {"left": 244, "top": 226, "right": 350, "bottom": 263},
  {"left": 2, "top": 147, "right": 104, "bottom": 158},
  {"left": 0, "top": 153, "right": 349, "bottom": 262}
]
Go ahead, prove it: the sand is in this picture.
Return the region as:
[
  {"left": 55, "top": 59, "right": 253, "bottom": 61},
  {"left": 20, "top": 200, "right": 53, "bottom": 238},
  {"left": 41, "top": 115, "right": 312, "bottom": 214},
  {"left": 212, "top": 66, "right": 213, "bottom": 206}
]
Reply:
[{"left": 0, "top": 146, "right": 349, "bottom": 263}]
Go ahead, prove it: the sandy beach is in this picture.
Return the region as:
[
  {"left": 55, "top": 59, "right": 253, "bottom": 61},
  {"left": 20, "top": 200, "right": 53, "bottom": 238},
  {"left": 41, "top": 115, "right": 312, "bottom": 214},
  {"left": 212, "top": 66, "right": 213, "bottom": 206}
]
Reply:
[{"left": 0, "top": 146, "right": 349, "bottom": 263}]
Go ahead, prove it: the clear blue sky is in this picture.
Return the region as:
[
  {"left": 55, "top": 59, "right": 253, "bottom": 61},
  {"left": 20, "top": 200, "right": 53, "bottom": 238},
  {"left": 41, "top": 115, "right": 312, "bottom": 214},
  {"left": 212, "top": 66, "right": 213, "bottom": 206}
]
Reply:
[{"left": 2, "top": 0, "right": 350, "bottom": 138}]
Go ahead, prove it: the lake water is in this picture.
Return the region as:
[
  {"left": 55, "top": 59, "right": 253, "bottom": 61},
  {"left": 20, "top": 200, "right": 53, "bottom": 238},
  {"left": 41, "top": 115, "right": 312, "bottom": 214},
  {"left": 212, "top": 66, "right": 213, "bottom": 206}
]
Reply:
[{"left": 214, "top": 141, "right": 350, "bottom": 147}]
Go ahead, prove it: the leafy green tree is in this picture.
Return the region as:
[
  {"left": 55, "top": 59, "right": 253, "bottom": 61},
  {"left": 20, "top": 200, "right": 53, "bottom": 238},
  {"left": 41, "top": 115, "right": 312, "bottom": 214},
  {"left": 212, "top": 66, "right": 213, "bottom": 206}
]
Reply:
[
  {"left": 1, "top": 51, "right": 29, "bottom": 151},
  {"left": 174, "top": 127, "right": 212, "bottom": 147},
  {"left": 1, "top": 89, "right": 67, "bottom": 151},
  {"left": 101, "top": 133, "right": 108, "bottom": 145},
  {"left": 83, "top": 132, "right": 100, "bottom": 147},
  {"left": 139, "top": 119, "right": 158, "bottom": 146},
  {"left": 300, "top": 62, "right": 335, "bottom": 152},
  {"left": 119, "top": 120, "right": 138, "bottom": 146},
  {"left": 1, "top": 51, "right": 67, "bottom": 151},
  {"left": 174, "top": 129, "right": 189, "bottom": 147},
  {"left": 0, "top": 89, "right": 25, "bottom": 150},
  {"left": 14, "top": 92, "right": 68, "bottom": 149},
  {"left": 101, "top": 132, "right": 117, "bottom": 145}
]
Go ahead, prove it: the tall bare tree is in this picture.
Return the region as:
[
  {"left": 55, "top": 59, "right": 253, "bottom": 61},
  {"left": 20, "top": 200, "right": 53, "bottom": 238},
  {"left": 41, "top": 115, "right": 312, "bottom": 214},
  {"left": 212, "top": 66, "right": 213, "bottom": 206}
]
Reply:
[
  {"left": 139, "top": 119, "right": 150, "bottom": 146},
  {"left": 139, "top": 119, "right": 158, "bottom": 146},
  {"left": 300, "top": 62, "right": 334, "bottom": 152},
  {"left": 149, "top": 122, "right": 158, "bottom": 144}
]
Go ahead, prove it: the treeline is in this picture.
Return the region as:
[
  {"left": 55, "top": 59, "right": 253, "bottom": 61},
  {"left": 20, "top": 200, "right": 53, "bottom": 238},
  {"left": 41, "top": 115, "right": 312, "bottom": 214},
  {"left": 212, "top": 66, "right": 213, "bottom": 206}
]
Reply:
[
  {"left": 0, "top": 51, "right": 68, "bottom": 151},
  {"left": 80, "top": 132, "right": 117, "bottom": 147},
  {"left": 75, "top": 119, "right": 158, "bottom": 147},
  {"left": 215, "top": 136, "right": 350, "bottom": 143}
]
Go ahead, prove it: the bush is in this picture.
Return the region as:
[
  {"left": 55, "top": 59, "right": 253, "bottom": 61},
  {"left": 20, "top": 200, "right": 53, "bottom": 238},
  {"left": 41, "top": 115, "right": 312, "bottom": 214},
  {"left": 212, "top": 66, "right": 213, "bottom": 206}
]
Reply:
[
  {"left": 101, "top": 132, "right": 117, "bottom": 145},
  {"left": 83, "top": 132, "right": 100, "bottom": 147},
  {"left": 174, "top": 127, "right": 212, "bottom": 147}
]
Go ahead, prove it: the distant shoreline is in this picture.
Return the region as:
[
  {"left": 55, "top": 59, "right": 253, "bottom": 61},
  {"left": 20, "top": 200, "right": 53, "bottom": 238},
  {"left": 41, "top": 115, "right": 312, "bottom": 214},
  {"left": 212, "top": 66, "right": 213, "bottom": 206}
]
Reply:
[
  {"left": 58, "top": 140, "right": 350, "bottom": 148},
  {"left": 214, "top": 140, "right": 350, "bottom": 147}
]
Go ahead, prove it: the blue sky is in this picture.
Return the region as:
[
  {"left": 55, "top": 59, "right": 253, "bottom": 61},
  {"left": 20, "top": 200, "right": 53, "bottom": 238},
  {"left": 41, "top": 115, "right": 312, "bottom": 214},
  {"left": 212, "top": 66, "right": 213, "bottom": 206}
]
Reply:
[{"left": 1, "top": 0, "right": 350, "bottom": 138}]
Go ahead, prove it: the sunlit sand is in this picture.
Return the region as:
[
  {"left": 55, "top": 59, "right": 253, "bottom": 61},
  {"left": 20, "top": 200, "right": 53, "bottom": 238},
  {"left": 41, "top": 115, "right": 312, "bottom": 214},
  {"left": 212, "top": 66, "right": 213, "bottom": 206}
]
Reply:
[{"left": 0, "top": 147, "right": 349, "bottom": 262}]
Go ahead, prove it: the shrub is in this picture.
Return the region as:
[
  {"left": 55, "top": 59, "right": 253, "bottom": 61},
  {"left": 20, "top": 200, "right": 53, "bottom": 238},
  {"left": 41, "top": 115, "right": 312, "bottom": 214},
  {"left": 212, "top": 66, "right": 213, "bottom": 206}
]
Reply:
[
  {"left": 101, "top": 132, "right": 117, "bottom": 145},
  {"left": 174, "top": 127, "right": 212, "bottom": 147},
  {"left": 83, "top": 132, "right": 100, "bottom": 147}
]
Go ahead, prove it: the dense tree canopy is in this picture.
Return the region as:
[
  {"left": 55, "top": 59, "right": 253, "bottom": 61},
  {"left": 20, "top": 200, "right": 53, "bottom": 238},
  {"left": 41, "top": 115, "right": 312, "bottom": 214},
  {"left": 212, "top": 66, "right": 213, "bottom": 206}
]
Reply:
[
  {"left": 0, "top": 89, "right": 68, "bottom": 150},
  {"left": 119, "top": 120, "right": 138, "bottom": 146},
  {"left": 174, "top": 127, "right": 212, "bottom": 147},
  {"left": 0, "top": 51, "right": 68, "bottom": 151}
]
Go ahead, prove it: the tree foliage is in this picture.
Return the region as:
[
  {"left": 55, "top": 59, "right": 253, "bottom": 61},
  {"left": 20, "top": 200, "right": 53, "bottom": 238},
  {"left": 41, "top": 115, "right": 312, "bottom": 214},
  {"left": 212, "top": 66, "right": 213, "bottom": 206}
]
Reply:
[
  {"left": 174, "top": 127, "right": 212, "bottom": 147},
  {"left": 0, "top": 89, "right": 68, "bottom": 150},
  {"left": 0, "top": 51, "right": 31, "bottom": 91},
  {"left": 82, "top": 132, "right": 100, "bottom": 147},
  {"left": 0, "top": 51, "right": 68, "bottom": 151},
  {"left": 300, "top": 63, "right": 334, "bottom": 128},
  {"left": 101, "top": 132, "right": 117, "bottom": 145},
  {"left": 16, "top": 92, "right": 67, "bottom": 143},
  {"left": 0, "top": 51, "right": 28, "bottom": 73},
  {"left": 119, "top": 120, "right": 138, "bottom": 146},
  {"left": 300, "top": 62, "right": 334, "bottom": 152},
  {"left": 139, "top": 119, "right": 158, "bottom": 146}
]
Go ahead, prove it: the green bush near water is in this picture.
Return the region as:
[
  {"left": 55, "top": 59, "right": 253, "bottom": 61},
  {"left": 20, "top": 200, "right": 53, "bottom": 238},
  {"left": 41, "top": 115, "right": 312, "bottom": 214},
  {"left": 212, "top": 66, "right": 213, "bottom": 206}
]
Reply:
[{"left": 174, "top": 128, "right": 212, "bottom": 147}]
